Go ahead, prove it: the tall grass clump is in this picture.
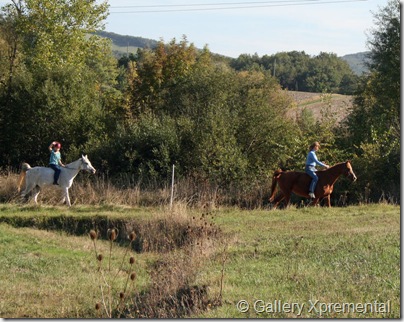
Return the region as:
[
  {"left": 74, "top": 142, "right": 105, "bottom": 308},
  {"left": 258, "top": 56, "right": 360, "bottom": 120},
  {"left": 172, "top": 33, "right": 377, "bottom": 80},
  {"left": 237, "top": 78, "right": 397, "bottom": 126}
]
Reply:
[
  {"left": 89, "top": 228, "right": 138, "bottom": 318},
  {"left": 86, "top": 208, "right": 227, "bottom": 318}
]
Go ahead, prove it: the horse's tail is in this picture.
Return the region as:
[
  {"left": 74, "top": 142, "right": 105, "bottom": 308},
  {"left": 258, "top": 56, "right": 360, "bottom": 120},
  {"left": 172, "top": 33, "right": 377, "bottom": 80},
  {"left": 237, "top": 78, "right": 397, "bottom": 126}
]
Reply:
[
  {"left": 269, "top": 169, "right": 283, "bottom": 202},
  {"left": 17, "top": 163, "right": 31, "bottom": 193}
]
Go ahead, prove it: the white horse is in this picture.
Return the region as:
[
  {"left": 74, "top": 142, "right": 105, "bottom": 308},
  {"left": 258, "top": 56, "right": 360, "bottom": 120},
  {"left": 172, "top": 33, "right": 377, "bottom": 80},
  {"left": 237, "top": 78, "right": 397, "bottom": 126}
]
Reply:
[{"left": 18, "top": 155, "right": 96, "bottom": 207}]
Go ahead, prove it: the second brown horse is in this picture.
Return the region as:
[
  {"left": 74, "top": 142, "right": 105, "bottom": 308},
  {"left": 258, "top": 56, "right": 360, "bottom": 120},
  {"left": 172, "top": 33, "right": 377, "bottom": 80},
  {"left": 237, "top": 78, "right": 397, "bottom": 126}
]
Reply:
[{"left": 269, "top": 161, "right": 357, "bottom": 209}]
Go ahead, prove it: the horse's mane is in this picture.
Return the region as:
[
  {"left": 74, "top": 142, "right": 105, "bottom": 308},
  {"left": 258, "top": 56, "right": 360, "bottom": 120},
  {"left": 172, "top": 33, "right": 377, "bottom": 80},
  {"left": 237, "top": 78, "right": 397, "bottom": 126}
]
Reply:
[{"left": 65, "top": 157, "right": 82, "bottom": 168}]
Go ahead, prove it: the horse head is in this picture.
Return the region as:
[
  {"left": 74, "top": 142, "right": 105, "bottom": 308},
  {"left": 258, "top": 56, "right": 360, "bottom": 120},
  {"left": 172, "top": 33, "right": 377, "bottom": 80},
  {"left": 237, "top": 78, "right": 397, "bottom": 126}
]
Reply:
[
  {"left": 344, "top": 161, "right": 357, "bottom": 182},
  {"left": 80, "top": 155, "right": 96, "bottom": 174}
]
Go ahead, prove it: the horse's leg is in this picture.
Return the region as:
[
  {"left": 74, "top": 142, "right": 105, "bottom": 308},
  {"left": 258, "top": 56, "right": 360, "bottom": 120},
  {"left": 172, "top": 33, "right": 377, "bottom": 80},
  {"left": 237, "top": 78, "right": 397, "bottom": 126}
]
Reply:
[
  {"left": 278, "top": 178, "right": 293, "bottom": 207},
  {"left": 32, "top": 186, "right": 41, "bottom": 204},
  {"left": 325, "top": 195, "right": 331, "bottom": 207},
  {"left": 310, "top": 198, "right": 320, "bottom": 206},
  {"left": 21, "top": 181, "right": 36, "bottom": 202},
  {"left": 278, "top": 180, "right": 292, "bottom": 208},
  {"left": 283, "top": 192, "right": 292, "bottom": 208},
  {"left": 271, "top": 193, "right": 285, "bottom": 209},
  {"left": 63, "top": 187, "right": 71, "bottom": 207}
]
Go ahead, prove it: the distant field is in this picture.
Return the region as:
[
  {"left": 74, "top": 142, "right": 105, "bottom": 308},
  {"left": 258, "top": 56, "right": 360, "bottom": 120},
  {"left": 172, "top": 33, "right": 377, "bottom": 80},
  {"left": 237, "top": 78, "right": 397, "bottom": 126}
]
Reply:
[
  {"left": 0, "top": 203, "right": 399, "bottom": 318},
  {"left": 285, "top": 91, "right": 353, "bottom": 123}
]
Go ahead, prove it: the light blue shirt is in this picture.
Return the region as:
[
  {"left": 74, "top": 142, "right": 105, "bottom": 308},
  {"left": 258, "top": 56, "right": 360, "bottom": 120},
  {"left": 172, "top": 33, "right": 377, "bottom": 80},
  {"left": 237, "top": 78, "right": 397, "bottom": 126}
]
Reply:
[
  {"left": 49, "top": 150, "right": 61, "bottom": 165},
  {"left": 305, "top": 150, "right": 326, "bottom": 168}
]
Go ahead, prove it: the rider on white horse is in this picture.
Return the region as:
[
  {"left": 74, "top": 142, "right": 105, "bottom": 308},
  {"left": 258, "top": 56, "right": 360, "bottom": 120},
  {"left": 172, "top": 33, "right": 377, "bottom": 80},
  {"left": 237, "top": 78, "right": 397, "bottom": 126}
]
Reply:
[
  {"left": 18, "top": 154, "right": 96, "bottom": 207},
  {"left": 48, "top": 141, "right": 65, "bottom": 185}
]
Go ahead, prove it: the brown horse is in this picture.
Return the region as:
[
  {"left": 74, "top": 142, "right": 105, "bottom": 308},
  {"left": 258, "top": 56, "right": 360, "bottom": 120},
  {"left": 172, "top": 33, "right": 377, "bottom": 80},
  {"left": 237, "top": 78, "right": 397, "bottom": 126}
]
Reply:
[{"left": 269, "top": 161, "right": 357, "bottom": 209}]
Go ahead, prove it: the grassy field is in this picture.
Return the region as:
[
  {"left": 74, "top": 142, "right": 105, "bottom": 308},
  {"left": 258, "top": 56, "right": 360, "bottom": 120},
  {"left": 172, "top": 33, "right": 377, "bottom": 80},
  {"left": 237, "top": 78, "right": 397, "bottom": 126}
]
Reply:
[
  {"left": 0, "top": 206, "right": 157, "bottom": 318},
  {"left": 195, "top": 204, "right": 400, "bottom": 318},
  {"left": 0, "top": 203, "right": 400, "bottom": 318}
]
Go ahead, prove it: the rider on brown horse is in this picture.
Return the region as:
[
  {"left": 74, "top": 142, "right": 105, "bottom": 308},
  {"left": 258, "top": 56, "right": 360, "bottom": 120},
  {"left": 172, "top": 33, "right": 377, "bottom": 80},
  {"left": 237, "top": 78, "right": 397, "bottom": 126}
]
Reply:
[
  {"left": 305, "top": 142, "right": 329, "bottom": 199},
  {"left": 269, "top": 145, "right": 357, "bottom": 209}
]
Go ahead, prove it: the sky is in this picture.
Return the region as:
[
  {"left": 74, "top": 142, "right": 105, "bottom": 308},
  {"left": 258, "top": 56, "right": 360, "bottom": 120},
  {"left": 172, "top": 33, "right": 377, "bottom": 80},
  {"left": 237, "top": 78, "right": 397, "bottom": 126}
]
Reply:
[
  {"left": 101, "top": 0, "right": 389, "bottom": 57},
  {"left": 0, "top": 0, "right": 390, "bottom": 58}
]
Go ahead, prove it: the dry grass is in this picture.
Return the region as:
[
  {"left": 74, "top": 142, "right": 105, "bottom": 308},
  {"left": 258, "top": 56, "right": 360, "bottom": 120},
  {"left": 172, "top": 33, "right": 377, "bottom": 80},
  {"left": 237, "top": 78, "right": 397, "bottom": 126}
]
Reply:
[{"left": 0, "top": 171, "right": 271, "bottom": 209}]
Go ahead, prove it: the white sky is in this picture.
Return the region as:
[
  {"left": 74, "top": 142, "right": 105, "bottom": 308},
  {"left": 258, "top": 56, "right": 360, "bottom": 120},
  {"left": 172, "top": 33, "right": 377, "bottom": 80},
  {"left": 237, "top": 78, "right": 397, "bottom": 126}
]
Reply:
[
  {"left": 0, "top": 0, "right": 390, "bottom": 57},
  {"left": 102, "top": 0, "right": 389, "bottom": 57}
]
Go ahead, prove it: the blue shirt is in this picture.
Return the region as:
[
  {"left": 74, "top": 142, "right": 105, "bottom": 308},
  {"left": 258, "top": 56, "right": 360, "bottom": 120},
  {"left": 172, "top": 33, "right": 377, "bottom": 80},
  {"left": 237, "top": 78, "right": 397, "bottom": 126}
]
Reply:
[
  {"left": 49, "top": 150, "right": 61, "bottom": 165},
  {"left": 305, "top": 150, "right": 326, "bottom": 168}
]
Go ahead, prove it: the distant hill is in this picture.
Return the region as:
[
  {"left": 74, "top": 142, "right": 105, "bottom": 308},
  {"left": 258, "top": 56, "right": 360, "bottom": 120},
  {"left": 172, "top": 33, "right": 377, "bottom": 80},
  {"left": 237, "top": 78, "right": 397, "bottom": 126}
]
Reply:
[
  {"left": 96, "top": 30, "right": 371, "bottom": 76},
  {"left": 341, "top": 52, "right": 370, "bottom": 75},
  {"left": 95, "top": 31, "right": 158, "bottom": 57},
  {"left": 95, "top": 30, "right": 232, "bottom": 64}
]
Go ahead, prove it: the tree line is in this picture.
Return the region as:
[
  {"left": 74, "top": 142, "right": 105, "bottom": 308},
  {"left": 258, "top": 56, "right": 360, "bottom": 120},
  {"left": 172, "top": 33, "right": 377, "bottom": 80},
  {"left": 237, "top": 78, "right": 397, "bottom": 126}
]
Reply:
[
  {"left": 231, "top": 51, "right": 359, "bottom": 94},
  {"left": 0, "top": 0, "right": 400, "bottom": 204}
]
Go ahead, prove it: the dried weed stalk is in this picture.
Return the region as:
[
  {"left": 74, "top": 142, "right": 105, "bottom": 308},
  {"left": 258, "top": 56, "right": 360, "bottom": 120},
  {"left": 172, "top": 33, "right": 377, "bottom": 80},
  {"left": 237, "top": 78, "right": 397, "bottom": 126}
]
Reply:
[{"left": 89, "top": 229, "right": 137, "bottom": 318}]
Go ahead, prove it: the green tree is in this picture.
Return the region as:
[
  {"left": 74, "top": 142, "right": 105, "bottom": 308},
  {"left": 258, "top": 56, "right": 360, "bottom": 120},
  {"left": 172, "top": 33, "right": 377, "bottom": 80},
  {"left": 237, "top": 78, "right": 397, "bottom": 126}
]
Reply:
[
  {"left": 342, "top": 0, "right": 400, "bottom": 201},
  {"left": 262, "top": 51, "right": 310, "bottom": 91},
  {"left": 234, "top": 70, "right": 297, "bottom": 176},
  {"left": 303, "top": 52, "right": 356, "bottom": 93},
  {"left": 231, "top": 51, "right": 356, "bottom": 94},
  {"left": 117, "top": 39, "right": 299, "bottom": 186},
  {"left": 0, "top": 0, "right": 119, "bottom": 167},
  {"left": 128, "top": 36, "right": 198, "bottom": 117},
  {"left": 14, "top": 0, "right": 108, "bottom": 72}
]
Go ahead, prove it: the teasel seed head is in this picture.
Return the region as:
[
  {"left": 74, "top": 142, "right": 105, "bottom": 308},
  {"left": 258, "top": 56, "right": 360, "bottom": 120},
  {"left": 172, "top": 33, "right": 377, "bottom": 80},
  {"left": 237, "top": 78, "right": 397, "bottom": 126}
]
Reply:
[
  {"left": 97, "top": 254, "right": 103, "bottom": 261},
  {"left": 95, "top": 303, "right": 101, "bottom": 310},
  {"left": 130, "top": 272, "right": 137, "bottom": 280},
  {"left": 119, "top": 292, "right": 125, "bottom": 299},
  {"left": 89, "top": 230, "right": 97, "bottom": 240},
  {"left": 129, "top": 231, "right": 136, "bottom": 241},
  {"left": 107, "top": 228, "right": 117, "bottom": 241},
  {"left": 129, "top": 256, "right": 135, "bottom": 265}
]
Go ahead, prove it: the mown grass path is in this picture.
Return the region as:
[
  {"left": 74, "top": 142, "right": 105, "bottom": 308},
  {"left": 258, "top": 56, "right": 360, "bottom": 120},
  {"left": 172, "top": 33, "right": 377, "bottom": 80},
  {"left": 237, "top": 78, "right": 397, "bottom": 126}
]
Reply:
[{"left": 0, "top": 204, "right": 400, "bottom": 318}]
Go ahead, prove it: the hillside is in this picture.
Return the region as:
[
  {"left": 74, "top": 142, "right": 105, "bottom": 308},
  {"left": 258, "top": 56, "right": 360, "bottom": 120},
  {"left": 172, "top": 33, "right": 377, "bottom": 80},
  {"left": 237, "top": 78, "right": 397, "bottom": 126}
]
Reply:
[
  {"left": 341, "top": 51, "right": 370, "bottom": 75},
  {"left": 96, "top": 31, "right": 370, "bottom": 76},
  {"left": 95, "top": 31, "right": 158, "bottom": 57}
]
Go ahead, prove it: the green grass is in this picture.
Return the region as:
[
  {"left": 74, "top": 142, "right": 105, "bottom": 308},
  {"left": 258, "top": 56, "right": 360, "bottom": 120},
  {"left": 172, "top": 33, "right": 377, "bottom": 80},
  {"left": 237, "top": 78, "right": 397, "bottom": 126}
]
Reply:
[
  {"left": 195, "top": 204, "right": 400, "bottom": 318},
  {"left": 0, "top": 203, "right": 157, "bottom": 219},
  {"left": 0, "top": 203, "right": 400, "bottom": 318},
  {"left": 0, "top": 219, "right": 155, "bottom": 318}
]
